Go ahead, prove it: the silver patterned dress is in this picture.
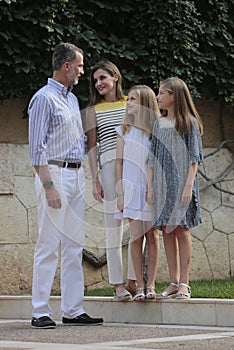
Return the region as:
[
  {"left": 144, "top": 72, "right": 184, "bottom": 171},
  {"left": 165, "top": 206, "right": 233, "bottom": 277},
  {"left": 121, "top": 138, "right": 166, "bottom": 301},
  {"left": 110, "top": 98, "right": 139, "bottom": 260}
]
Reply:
[{"left": 146, "top": 116, "right": 203, "bottom": 230}]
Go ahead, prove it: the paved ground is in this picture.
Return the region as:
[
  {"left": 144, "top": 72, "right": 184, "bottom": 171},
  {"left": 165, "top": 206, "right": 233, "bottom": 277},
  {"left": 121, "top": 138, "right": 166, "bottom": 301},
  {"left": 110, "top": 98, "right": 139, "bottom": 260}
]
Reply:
[{"left": 0, "top": 320, "right": 234, "bottom": 350}]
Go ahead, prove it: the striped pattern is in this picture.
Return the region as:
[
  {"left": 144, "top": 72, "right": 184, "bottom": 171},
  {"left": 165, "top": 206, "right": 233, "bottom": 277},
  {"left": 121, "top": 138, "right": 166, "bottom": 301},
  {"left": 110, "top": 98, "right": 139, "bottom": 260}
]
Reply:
[
  {"left": 95, "top": 98, "right": 127, "bottom": 166},
  {"left": 28, "top": 78, "right": 85, "bottom": 166}
]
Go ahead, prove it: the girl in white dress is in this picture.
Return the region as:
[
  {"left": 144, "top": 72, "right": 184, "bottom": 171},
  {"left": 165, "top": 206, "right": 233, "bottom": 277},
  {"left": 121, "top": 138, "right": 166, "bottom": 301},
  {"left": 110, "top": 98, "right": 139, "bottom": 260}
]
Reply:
[{"left": 115, "top": 85, "right": 160, "bottom": 301}]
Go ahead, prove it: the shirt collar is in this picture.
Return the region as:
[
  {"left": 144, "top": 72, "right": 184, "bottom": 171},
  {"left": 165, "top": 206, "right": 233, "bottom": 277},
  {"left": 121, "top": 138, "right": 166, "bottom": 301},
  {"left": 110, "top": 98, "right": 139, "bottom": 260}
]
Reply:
[{"left": 47, "top": 78, "right": 73, "bottom": 97}]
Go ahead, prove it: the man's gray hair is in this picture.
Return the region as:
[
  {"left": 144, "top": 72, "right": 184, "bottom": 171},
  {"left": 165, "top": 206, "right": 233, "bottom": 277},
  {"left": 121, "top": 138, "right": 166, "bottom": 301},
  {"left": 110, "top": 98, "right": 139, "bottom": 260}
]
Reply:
[{"left": 52, "top": 42, "right": 83, "bottom": 70}]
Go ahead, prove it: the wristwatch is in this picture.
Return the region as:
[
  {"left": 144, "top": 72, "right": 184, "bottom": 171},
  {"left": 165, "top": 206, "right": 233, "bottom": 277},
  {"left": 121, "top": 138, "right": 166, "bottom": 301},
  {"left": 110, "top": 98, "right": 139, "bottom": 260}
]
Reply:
[{"left": 43, "top": 180, "right": 54, "bottom": 189}]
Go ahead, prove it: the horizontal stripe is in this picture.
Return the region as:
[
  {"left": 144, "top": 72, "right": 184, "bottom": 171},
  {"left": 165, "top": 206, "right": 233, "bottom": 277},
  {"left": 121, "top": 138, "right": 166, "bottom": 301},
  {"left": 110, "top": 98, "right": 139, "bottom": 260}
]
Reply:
[{"left": 95, "top": 99, "right": 126, "bottom": 165}]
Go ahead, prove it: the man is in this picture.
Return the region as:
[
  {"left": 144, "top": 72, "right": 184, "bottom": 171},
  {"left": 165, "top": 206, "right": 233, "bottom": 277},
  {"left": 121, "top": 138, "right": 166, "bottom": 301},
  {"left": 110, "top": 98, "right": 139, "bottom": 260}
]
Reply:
[{"left": 28, "top": 42, "right": 103, "bottom": 328}]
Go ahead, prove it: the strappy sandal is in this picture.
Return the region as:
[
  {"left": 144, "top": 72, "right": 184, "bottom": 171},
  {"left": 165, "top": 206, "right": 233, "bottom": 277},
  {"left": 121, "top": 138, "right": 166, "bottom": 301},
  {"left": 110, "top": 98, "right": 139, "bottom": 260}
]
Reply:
[
  {"left": 156, "top": 282, "right": 179, "bottom": 299},
  {"left": 125, "top": 285, "right": 137, "bottom": 298},
  {"left": 132, "top": 288, "right": 145, "bottom": 301},
  {"left": 176, "top": 283, "right": 191, "bottom": 299},
  {"left": 113, "top": 288, "right": 132, "bottom": 301},
  {"left": 145, "top": 286, "right": 157, "bottom": 300}
]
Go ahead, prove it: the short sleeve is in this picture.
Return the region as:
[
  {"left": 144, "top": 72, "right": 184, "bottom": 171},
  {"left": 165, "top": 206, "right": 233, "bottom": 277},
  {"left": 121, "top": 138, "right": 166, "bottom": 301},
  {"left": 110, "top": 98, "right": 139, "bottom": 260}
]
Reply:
[
  {"left": 146, "top": 120, "right": 158, "bottom": 167},
  {"left": 187, "top": 119, "right": 203, "bottom": 165},
  {"left": 115, "top": 125, "right": 123, "bottom": 137}
]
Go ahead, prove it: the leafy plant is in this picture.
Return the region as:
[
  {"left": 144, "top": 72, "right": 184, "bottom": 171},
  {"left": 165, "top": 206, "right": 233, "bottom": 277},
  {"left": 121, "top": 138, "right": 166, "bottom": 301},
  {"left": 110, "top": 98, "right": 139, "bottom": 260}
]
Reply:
[
  {"left": 130, "top": 0, "right": 234, "bottom": 102},
  {"left": 0, "top": 0, "right": 233, "bottom": 109}
]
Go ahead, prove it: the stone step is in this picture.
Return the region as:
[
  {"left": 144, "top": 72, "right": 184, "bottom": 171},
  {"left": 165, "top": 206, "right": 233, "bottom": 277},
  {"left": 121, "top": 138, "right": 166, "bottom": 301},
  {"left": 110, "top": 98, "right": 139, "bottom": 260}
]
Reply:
[{"left": 0, "top": 296, "right": 233, "bottom": 327}]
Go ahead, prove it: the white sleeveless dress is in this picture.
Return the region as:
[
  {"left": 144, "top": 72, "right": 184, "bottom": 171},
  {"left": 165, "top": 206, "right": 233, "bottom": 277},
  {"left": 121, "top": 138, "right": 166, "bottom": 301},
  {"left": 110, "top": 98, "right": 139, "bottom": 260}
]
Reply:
[{"left": 114, "top": 125, "right": 152, "bottom": 221}]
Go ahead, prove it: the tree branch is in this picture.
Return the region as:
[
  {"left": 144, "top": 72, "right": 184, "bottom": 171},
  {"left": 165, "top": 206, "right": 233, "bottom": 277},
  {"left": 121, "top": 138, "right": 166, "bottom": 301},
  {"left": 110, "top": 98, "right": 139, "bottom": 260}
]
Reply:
[
  {"left": 199, "top": 161, "right": 234, "bottom": 194},
  {"left": 203, "top": 140, "right": 234, "bottom": 158},
  {"left": 82, "top": 231, "right": 130, "bottom": 267}
]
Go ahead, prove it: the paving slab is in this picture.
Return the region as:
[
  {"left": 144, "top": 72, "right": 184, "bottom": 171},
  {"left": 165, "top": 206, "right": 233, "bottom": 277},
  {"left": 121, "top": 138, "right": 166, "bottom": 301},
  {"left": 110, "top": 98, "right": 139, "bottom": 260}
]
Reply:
[{"left": 0, "top": 321, "right": 234, "bottom": 350}]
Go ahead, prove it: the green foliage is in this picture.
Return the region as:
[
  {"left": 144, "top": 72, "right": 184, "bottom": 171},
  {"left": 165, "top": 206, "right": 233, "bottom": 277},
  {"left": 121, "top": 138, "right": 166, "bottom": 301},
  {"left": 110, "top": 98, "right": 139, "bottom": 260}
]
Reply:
[
  {"left": 0, "top": 0, "right": 233, "bottom": 109},
  {"left": 130, "top": 0, "right": 234, "bottom": 101},
  {"left": 0, "top": 0, "right": 70, "bottom": 102}
]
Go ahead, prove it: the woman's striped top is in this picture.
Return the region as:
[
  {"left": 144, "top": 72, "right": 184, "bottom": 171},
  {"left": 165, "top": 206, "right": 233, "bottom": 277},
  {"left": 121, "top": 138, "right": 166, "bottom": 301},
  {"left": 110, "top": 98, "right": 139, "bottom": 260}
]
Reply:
[{"left": 95, "top": 97, "right": 127, "bottom": 166}]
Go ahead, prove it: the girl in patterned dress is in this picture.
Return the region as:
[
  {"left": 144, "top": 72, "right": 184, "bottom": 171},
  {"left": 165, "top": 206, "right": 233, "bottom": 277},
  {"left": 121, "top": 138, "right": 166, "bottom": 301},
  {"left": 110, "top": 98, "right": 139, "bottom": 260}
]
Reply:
[
  {"left": 115, "top": 85, "right": 160, "bottom": 301},
  {"left": 146, "top": 77, "right": 203, "bottom": 299}
]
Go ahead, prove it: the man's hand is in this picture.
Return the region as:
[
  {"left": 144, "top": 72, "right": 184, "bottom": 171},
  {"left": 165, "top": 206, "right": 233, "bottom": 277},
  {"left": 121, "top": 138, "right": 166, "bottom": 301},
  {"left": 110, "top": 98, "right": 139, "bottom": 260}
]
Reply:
[{"left": 45, "top": 186, "right": 62, "bottom": 209}]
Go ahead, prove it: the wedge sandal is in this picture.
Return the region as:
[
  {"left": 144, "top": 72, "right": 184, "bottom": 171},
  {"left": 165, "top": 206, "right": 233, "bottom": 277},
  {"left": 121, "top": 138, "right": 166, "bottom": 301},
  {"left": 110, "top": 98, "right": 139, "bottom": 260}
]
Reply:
[{"left": 113, "top": 288, "right": 132, "bottom": 301}]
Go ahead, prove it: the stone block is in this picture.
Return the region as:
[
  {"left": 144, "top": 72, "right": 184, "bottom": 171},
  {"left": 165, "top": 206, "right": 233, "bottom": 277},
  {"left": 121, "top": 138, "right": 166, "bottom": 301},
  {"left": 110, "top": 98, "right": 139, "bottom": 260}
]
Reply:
[
  {"left": 14, "top": 176, "right": 37, "bottom": 209},
  {"left": 216, "top": 299, "right": 234, "bottom": 327},
  {"left": 17, "top": 243, "right": 34, "bottom": 294},
  {"left": 0, "top": 244, "right": 34, "bottom": 295},
  {"left": 192, "top": 208, "right": 213, "bottom": 241},
  {"left": 10, "top": 144, "right": 34, "bottom": 177},
  {"left": 0, "top": 245, "right": 19, "bottom": 294},
  {"left": 221, "top": 179, "right": 234, "bottom": 207},
  {"left": 212, "top": 206, "right": 234, "bottom": 234},
  {"left": 0, "top": 195, "right": 28, "bottom": 244},
  {"left": 100, "top": 264, "right": 109, "bottom": 284},
  {"left": 0, "top": 144, "right": 14, "bottom": 194},
  {"left": 204, "top": 230, "right": 230, "bottom": 278},
  {"left": 83, "top": 260, "right": 104, "bottom": 287},
  {"left": 85, "top": 205, "right": 105, "bottom": 250},
  {"left": 200, "top": 186, "right": 221, "bottom": 212},
  {"left": 28, "top": 207, "right": 38, "bottom": 243},
  {"left": 162, "top": 299, "right": 216, "bottom": 326},
  {"left": 190, "top": 238, "right": 213, "bottom": 280},
  {"left": 203, "top": 148, "right": 233, "bottom": 180}
]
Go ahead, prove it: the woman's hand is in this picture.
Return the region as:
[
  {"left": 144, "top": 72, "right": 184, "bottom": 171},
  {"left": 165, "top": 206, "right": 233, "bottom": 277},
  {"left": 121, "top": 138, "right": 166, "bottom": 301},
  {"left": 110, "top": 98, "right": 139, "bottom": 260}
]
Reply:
[
  {"left": 181, "top": 185, "right": 192, "bottom": 206},
  {"left": 146, "top": 188, "right": 154, "bottom": 207},
  {"left": 117, "top": 194, "right": 124, "bottom": 212},
  {"left": 92, "top": 177, "right": 104, "bottom": 202}
]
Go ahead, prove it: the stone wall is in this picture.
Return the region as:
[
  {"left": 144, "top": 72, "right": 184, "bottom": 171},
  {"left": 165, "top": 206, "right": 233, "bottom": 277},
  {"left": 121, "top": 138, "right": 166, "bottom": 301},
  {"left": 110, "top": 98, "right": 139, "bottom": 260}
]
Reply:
[
  {"left": 0, "top": 144, "right": 233, "bottom": 295},
  {"left": 0, "top": 98, "right": 233, "bottom": 295}
]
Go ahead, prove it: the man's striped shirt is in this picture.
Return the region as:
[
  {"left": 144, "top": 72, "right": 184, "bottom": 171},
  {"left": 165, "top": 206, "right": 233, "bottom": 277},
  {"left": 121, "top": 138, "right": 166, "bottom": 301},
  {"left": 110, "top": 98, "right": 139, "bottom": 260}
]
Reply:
[{"left": 28, "top": 78, "right": 85, "bottom": 166}]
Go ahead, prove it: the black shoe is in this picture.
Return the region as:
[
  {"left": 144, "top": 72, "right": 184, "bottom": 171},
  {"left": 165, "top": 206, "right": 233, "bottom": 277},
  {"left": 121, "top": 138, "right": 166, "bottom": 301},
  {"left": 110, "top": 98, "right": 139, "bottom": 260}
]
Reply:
[
  {"left": 62, "top": 312, "right": 103, "bottom": 326},
  {"left": 31, "top": 316, "right": 56, "bottom": 329}
]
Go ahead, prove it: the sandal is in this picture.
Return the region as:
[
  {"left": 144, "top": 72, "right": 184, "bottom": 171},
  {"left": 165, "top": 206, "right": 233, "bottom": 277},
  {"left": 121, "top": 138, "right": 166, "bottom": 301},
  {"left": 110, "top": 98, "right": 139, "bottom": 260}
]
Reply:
[
  {"left": 125, "top": 285, "right": 137, "bottom": 298},
  {"left": 145, "top": 286, "right": 157, "bottom": 300},
  {"left": 176, "top": 283, "right": 191, "bottom": 299},
  {"left": 113, "top": 288, "right": 132, "bottom": 301},
  {"left": 156, "top": 282, "right": 179, "bottom": 299},
  {"left": 132, "top": 288, "right": 145, "bottom": 301}
]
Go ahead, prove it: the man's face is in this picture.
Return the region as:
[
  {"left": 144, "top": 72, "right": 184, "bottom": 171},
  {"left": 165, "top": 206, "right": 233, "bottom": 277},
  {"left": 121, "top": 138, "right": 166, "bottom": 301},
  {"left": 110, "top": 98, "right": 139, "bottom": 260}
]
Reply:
[{"left": 67, "top": 52, "right": 84, "bottom": 86}]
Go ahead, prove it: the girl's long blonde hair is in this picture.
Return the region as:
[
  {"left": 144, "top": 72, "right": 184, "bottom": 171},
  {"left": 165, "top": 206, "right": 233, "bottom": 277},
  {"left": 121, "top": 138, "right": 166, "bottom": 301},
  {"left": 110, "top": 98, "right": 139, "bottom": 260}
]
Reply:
[
  {"left": 122, "top": 85, "right": 160, "bottom": 139},
  {"left": 160, "top": 77, "right": 203, "bottom": 135}
]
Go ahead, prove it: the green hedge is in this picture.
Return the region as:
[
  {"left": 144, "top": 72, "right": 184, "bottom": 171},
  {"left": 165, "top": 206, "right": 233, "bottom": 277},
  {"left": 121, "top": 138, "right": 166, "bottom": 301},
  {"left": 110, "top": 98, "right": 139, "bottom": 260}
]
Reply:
[{"left": 0, "top": 0, "right": 233, "bottom": 109}]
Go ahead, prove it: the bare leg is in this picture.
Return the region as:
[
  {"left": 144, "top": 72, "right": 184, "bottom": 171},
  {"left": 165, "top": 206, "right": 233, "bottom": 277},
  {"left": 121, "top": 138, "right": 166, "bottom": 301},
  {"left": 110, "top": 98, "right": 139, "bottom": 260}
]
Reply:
[
  {"left": 162, "top": 226, "right": 179, "bottom": 294},
  {"left": 129, "top": 219, "right": 145, "bottom": 300},
  {"left": 126, "top": 238, "right": 137, "bottom": 293},
  {"left": 175, "top": 226, "right": 192, "bottom": 294},
  {"left": 145, "top": 225, "right": 159, "bottom": 287}
]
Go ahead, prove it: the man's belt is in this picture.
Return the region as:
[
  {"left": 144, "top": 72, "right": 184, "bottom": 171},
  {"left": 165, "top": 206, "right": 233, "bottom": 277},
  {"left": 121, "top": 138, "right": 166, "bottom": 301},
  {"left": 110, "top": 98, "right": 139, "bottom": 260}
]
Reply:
[{"left": 48, "top": 160, "right": 81, "bottom": 169}]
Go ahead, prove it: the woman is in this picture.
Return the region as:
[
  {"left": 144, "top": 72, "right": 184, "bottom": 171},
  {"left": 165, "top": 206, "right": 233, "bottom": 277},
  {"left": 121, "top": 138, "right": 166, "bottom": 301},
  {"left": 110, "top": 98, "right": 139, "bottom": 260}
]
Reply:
[{"left": 86, "top": 60, "right": 136, "bottom": 300}]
